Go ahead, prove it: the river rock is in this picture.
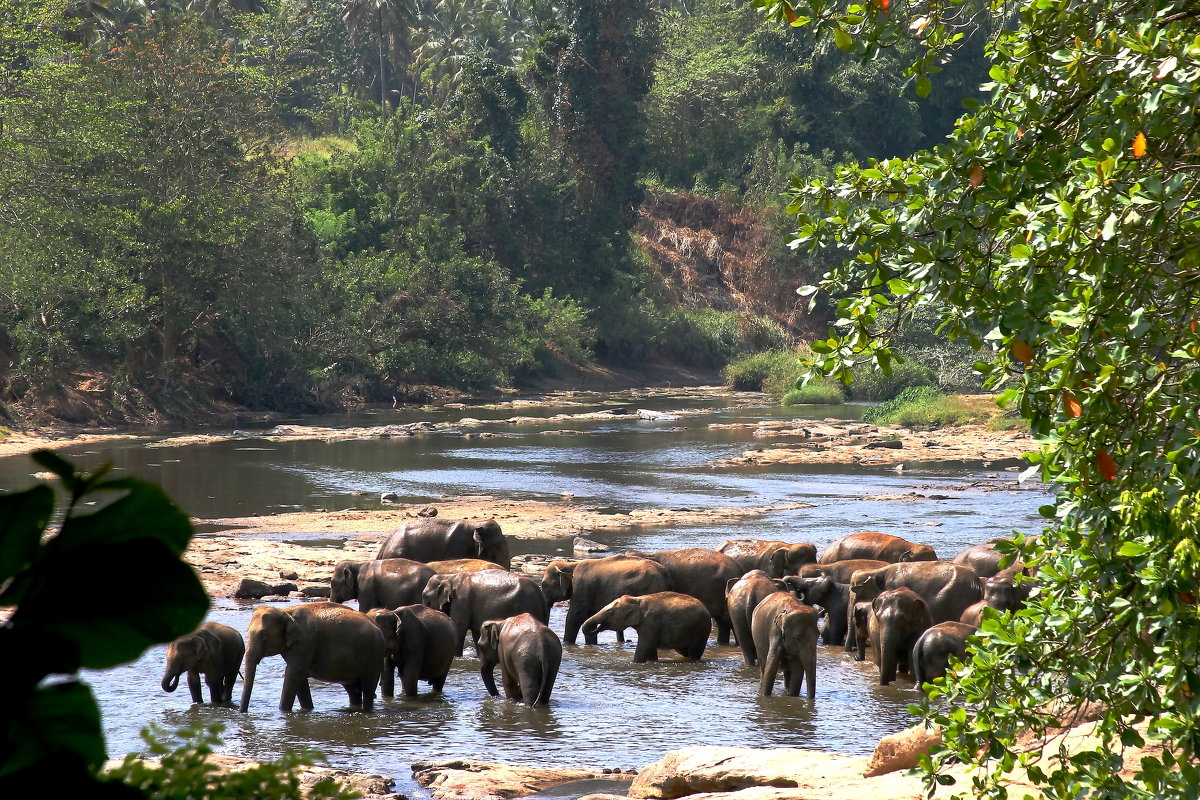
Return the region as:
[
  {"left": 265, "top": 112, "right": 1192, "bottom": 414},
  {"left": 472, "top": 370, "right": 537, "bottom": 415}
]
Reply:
[
  {"left": 411, "top": 759, "right": 630, "bottom": 800},
  {"left": 418, "top": 505, "right": 438, "bottom": 517},
  {"left": 573, "top": 535, "right": 610, "bottom": 556},
  {"left": 628, "top": 746, "right": 924, "bottom": 800},
  {"left": 301, "top": 584, "right": 332, "bottom": 598},
  {"left": 638, "top": 409, "right": 681, "bottom": 421},
  {"left": 863, "top": 724, "right": 943, "bottom": 778}
]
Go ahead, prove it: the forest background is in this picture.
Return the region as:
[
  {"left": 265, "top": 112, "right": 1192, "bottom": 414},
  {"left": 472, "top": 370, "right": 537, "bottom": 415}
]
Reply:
[{"left": 0, "top": 0, "right": 989, "bottom": 425}]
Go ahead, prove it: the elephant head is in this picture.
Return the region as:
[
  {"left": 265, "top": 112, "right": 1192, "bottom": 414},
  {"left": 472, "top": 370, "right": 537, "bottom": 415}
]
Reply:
[
  {"left": 472, "top": 520, "right": 510, "bottom": 569},
  {"left": 422, "top": 574, "right": 455, "bottom": 615},
  {"left": 981, "top": 574, "right": 1019, "bottom": 611},
  {"left": 239, "top": 606, "right": 303, "bottom": 713},
  {"left": 367, "top": 608, "right": 400, "bottom": 659},
  {"left": 476, "top": 619, "right": 503, "bottom": 696},
  {"left": 330, "top": 560, "right": 365, "bottom": 603},
  {"left": 899, "top": 543, "right": 938, "bottom": 562},
  {"left": 161, "top": 632, "right": 206, "bottom": 692},
  {"left": 540, "top": 560, "right": 576, "bottom": 605},
  {"left": 769, "top": 543, "right": 817, "bottom": 577},
  {"left": 581, "top": 595, "right": 643, "bottom": 638}
]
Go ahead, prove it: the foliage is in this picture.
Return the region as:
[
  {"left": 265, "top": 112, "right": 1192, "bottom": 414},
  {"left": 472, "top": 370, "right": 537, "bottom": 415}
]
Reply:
[
  {"left": 723, "top": 347, "right": 808, "bottom": 396},
  {"left": 654, "top": 310, "right": 789, "bottom": 369},
  {"left": 106, "top": 722, "right": 360, "bottom": 800},
  {"left": 781, "top": 380, "right": 843, "bottom": 406},
  {"left": 758, "top": 0, "right": 1200, "bottom": 796},
  {"left": 847, "top": 358, "right": 936, "bottom": 401},
  {"left": 859, "top": 387, "right": 1005, "bottom": 428},
  {"left": 0, "top": 451, "right": 209, "bottom": 796}
]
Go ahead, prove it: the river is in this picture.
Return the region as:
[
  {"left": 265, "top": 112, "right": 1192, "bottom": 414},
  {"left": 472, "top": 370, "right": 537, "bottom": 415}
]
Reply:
[{"left": 1, "top": 388, "right": 1049, "bottom": 797}]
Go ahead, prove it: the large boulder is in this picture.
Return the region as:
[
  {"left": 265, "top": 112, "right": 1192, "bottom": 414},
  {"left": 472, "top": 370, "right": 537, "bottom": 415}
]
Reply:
[
  {"left": 863, "top": 724, "right": 943, "bottom": 778},
  {"left": 628, "top": 747, "right": 924, "bottom": 800}
]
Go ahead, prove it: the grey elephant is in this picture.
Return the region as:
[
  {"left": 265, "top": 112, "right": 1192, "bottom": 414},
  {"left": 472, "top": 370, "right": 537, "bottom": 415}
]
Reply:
[
  {"left": 377, "top": 518, "right": 510, "bottom": 569},
  {"left": 750, "top": 592, "right": 818, "bottom": 698},
  {"left": 624, "top": 548, "right": 742, "bottom": 644},
  {"left": 784, "top": 575, "right": 849, "bottom": 647},
  {"left": 330, "top": 558, "right": 436, "bottom": 611},
  {"left": 422, "top": 570, "right": 547, "bottom": 655},
  {"left": 540, "top": 555, "right": 669, "bottom": 645},
  {"left": 852, "top": 601, "right": 872, "bottom": 660},
  {"left": 725, "top": 570, "right": 787, "bottom": 665},
  {"left": 161, "top": 621, "right": 245, "bottom": 705},
  {"left": 819, "top": 532, "right": 938, "bottom": 564},
  {"left": 476, "top": 613, "right": 562, "bottom": 705},
  {"left": 959, "top": 571, "right": 1022, "bottom": 625},
  {"left": 239, "top": 602, "right": 384, "bottom": 713},
  {"left": 912, "top": 621, "right": 978, "bottom": 686},
  {"left": 367, "top": 604, "right": 457, "bottom": 698},
  {"left": 868, "top": 587, "right": 934, "bottom": 685},
  {"left": 717, "top": 539, "right": 818, "bottom": 578},
  {"left": 797, "top": 558, "right": 888, "bottom": 583},
  {"left": 951, "top": 539, "right": 1019, "bottom": 578},
  {"left": 581, "top": 591, "right": 711, "bottom": 663},
  {"left": 846, "top": 561, "right": 982, "bottom": 650}
]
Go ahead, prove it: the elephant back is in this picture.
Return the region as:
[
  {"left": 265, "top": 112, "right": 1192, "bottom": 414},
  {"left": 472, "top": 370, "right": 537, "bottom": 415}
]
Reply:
[
  {"left": 357, "top": 558, "right": 437, "bottom": 611},
  {"left": 878, "top": 561, "right": 983, "bottom": 623},
  {"left": 377, "top": 519, "right": 475, "bottom": 561},
  {"left": 396, "top": 604, "right": 457, "bottom": 677},
  {"left": 573, "top": 555, "right": 669, "bottom": 608},
  {"left": 819, "top": 532, "right": 938, "bottom": 564}
]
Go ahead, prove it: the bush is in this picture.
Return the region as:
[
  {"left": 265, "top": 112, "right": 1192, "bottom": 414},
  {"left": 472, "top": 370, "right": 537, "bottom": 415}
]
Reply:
[
  {"left": 106, "top": 722, "right": 358, "bottom": 800},
  {"left": 723, "top": 347, "right": 807, "bottom": 394},
  {"left": 863, "top": 387, "right": 1007, "bottom": 427},
  {"left": 862, "top": 385, "right": 945, "bottom": 424},
  {"left": 782, "top": 380, "right": 845, "bottom": 405},
  {"left": 848, "top": 358, "right": 937, "bottom": 401}
]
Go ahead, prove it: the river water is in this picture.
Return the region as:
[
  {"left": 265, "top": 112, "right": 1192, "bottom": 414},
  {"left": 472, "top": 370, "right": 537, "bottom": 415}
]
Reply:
[{"left": 2, "top": 388, "right": 1050, "bottom": 797}]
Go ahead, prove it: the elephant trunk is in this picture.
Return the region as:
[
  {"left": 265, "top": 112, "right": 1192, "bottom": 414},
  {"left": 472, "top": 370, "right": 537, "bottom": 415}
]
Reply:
[
  {"left": 480, "top": 661, "right": 499, "bottom": 696},
  {"left": 161, "top": 671, "right": 180, "bottom": 693},
  {"left": 239, "top": 649, "right": 262, "bottom": 713},
  {"left": 878, "top": 626, "right": 898, "bottom": 686}
]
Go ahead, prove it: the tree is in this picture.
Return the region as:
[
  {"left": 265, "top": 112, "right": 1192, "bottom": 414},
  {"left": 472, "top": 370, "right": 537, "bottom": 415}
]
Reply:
[{"left": 754, "top": 0, "right": 1200, "bottom": 797}]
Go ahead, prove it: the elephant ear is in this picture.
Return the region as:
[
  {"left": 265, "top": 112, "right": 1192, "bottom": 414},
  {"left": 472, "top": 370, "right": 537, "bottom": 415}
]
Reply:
[
  {"left": 369, "top": 608, "right": 398, "bottom": 638},
  {"left": 780, "top": 576, "right": 802, "bottom": 594},
  {"left": 477, "top": 620, "right": 501, "bottom": 652},
  {"left": 282, "top": 610, "right": 304, "bottom": 650}
]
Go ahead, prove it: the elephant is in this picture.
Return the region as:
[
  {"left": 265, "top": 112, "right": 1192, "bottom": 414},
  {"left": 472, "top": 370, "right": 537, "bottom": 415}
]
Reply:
[
  {"left": 868, "top": 587, "right": 934, "bottom": 685},
  {"left": 540, "top": 555, "right": 670, "bottom": 645},
  {"left": 725, "top": 570, "right": 787, "bottom": 665},
  {"left": 377, "top": 518, "right": 510, "bottom": 570},
  {"left": 330, "top": 558, "right": 436, "bottom": 611},
  {"left": 750, "top": 591, "right": 818, "bottom": 698},
  {"left": 797, "top": 559, "right": 888, "bottom": 584},
  {"left": 367, "top": 604, "right": 457, "bottom": 698},
  {"left": 581, "top": 591, "right": 711, "bottom": 663},
  {"left": 852, "top": 601, "right": 872, "bottom": 661},
  {"left": 784, "top": 575, "right": 850, "bottom": 647},
  {"left": 959, "top": 571, "right": 1022, "bottom": 625},
  {"left": 161, "top": 621, "right": 245, "bottom": 705},
  {"left": 912, "top": 621, "right": 978, "bottom": 686},
  {"left": 422, "top": 569, "right": 548, "bottom": 655},
  {"left": 846, "top": 561, "right": 983, "bottom": 650},
  {"left": 951, "top": 538, "right": 1019, "bottom": 578},
  {"left": 624, "top": 548, "right": 742, "bottom": 644},
  {"left": 239, "top": 602, "right": 384, "bottom": 713},
  {"left": 819, "top": 532, "right": 938, "bottom": 564},
  {"left": 716, "top": 539, "right": 818, "bottom": 578},
  {"left": 476, "top": 612, "right": 562, "bottom": 706}
]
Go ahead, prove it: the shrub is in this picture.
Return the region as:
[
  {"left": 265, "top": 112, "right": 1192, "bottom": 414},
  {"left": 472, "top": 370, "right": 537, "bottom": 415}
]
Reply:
[
  {"left": 782, "top": 380, "right": 845, "bottom": 405},
  {"left": 723, "top": 347, "right": 807, "bottom": 394},
  {"left": 863, "top": 388, "right": 1008, "bottom": 427},
  {"left": 862, "top": 386, "right": 945, "bottom": 424},
  {"left": 848, "top": 358, "right": 937, "bottom": 401}
]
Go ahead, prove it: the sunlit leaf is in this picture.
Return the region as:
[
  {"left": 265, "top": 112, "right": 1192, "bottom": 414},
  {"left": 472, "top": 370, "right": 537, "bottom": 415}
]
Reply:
[
  {"left": 1096, "top": 448, "right": 1118, "bottom": 480},
  {"left": 1063, "top": 390, "right": 1081, "bottom": 418},
  {"left": 969, "top": 163, "right": 984, "bottom": 187},
  {"left": 1011, "top": 340, "right": 1034, "bottom": 363},
  {"left": 1154, "top": 55, "right": 1177, "bottom": 80}
]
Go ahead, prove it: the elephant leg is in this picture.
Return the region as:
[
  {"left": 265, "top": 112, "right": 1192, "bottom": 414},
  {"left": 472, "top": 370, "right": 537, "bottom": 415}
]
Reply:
[
  {"left": 186, "top": 670, "right": 204, "bottom": 704},
  {"left": 733, "top": 617, "right": 756, "bottom": 666},
  {"left": 401, "top": 666, "right": 421, "bottom": 698},
  {"left": 784, "top": 661, "right": 802, "bottom": 696},
  {"left": 564, "top": 607, "right": 584, "bottom": 645},
  {"left": 715, "top": 619, "right": 732, "bottom": 646},
  {"left": 343, "top": 682, "right": 362, "bottom": 707},
  {"left": 805, "top": 651, "right": 817, "bottom": 699},
  {"left": 380, "top": 658, "right": 396, "bottom": 699},
  {"left": 429, "top": 675, "right": 446, "bottom": 693},
  {"left": 502, "top": 670, "right": 522, "bottom": 702},
  {"left": 615, "top": 628, "right": 626, "bottom": 644},
  {"left": 296, "top": 680, "right": 314, "bottom": 711},
  {"left": 759, "top": 643, "right": 781, "bottom": 696},
  {"left": 633, "top": 631, "right": 658, "bottom": 664},
  {"left": 205, "top": 674, "right": 223, "bottom": 704},
  {"left": 361, "top": 674, "right": 377, "bottom": 710}
]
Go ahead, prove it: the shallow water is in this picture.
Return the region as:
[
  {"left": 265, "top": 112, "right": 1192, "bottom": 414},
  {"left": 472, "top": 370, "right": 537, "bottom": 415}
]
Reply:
[{"left": 2, "top": 390, "right": 1050, "bottom": 796}]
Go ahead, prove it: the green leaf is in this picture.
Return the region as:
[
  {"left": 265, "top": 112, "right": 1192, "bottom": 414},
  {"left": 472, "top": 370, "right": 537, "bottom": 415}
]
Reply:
[
  {"left": 53, "top": 478, "right": 194, "bottom": 558},
  {"left": 0, "top": 681, "right": 105, "bottom": 776},
  {"left": 10, "top": 539, "right": 208, "bottom": 670},
  {"left": 1117, "top": 542, "right": 1149, "bottom": 557},
  {"left": 833, "top": 26, "right": 853, "bottom": 52},
  {"left": 916, "top": 76, "right": 932, "bottom": 98},
  {"left": 0, "top": 486, "right": 54, "bottom": 588},
  {"left": 31, "top": 450, "right": 80, "bottom": 492}
]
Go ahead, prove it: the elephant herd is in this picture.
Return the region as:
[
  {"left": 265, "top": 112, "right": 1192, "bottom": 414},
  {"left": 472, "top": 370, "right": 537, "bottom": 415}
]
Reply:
[{"left": 160, "top": 518, "right": 1029, "bottom": 715}]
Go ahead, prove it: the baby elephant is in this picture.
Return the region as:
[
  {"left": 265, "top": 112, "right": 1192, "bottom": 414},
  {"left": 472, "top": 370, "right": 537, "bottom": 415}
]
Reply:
[
  {"left": 582, "top": 591, "right": 711, "bottom": 663},
  {"left": 751, "top": 592, "right": 818, "bottom": 698},
  {"left": 476, "top": 613, "right": 563, "bottom": 706},
  {"left": 161, "top": 621, "right": 245, "bottom": 705}
]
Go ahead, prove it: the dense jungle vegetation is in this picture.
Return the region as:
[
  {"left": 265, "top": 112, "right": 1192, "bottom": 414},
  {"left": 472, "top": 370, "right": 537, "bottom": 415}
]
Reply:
[{"left": 0, "top": 0, "right": 986, "bottom": 423}]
